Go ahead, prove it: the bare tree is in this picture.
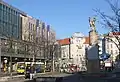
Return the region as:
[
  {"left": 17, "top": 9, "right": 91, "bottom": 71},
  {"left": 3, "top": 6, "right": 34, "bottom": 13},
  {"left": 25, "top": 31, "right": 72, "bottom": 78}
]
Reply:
[{"left": 94, "top": 0, "right": 120, "bottom": 60}]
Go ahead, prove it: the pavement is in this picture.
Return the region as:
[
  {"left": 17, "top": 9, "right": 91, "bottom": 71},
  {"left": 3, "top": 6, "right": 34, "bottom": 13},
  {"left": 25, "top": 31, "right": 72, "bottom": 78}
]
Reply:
[
  {"left": 33, "top": 72, "right": 70, "bottom": 78},
  {"left": 0, "top": 72, "right": 58, "bottom": 82},
  {"left": 0, "top": 72, "right": 17, "bottom": 77},
  {"left": 0, "top": 75, "right": 25, "bottom": 82},
  {"left": 33, "top": 72, "right": 120, "bottom": 82},
  {"left": 24, "top": 73, "right": 84, "bottom": 82},
  {"left": 1, "top": 72, "right": 120, "bottom": 82}
]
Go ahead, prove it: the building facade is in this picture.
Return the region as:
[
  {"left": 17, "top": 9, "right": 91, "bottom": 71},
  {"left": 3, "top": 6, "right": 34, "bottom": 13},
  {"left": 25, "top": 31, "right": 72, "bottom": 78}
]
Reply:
[
  {"left": 70, "top": 32, "right": 88, "bottom": 70},
  {"left": 98, "top": 32, "right": 120, "bottom": 62},
  {"left": 0, "top": 0, "right": 57, "bottom": 72},
  {"left": 58, "top": 38, "right": 70, "bottom": 59},
  {"left": 58, "top": 32, "right": 89, "bottom": 71},
  {"left": 21, "top": 15, "right": 37, "bottom": 42},
  {"left": 0, "top": 0, "right": 26, "bottom": 39}
]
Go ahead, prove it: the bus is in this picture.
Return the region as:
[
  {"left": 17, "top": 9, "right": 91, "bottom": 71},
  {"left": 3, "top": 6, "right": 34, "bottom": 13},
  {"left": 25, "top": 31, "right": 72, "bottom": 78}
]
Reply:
[{"left": 16, "top": 62, "right": 44, "bottom": 74}]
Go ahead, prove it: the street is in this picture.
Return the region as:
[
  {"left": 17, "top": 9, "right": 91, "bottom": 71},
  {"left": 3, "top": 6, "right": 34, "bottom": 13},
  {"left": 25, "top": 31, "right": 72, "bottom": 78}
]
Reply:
[
  {"left": 25, "top": 73, "right": 120, "bottom": 82},
  {"left": 1, "top": 72, "right": 120, "bottom": 82},
  {"left": 24, "top": 73, "right": 83, "bottom": 82}
]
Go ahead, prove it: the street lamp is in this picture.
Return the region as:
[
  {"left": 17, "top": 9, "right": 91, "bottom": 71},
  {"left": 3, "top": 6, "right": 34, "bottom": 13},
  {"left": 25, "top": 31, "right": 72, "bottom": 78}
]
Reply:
[{"left": 52, "top": 42, "right": 58, "bottom": 72}]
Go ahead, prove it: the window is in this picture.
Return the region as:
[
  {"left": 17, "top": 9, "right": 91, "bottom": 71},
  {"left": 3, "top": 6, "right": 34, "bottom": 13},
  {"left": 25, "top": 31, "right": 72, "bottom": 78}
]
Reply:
[
  {"left": 111, "top": 44, "right": 112, "bottom": 48},
  {"left": 107, "top": 44, "right": 109, "bottom": 49},
  {"left": 77, "top": 50, "right": 79, "bottom": 52},
  {"left": 3, "top": 5, "right": 5, "bottom": 10},
  {"left": 63, "top": 54, "right": 66, "bottom": 57},
  {"left": 29, "top": 22, "right": 30, "bottom": 30},
  {"left": 6, "top": 11, "right": 9, "bottom": 23},
  {"left": 115, "top": 50, "right": 118, "bottom": 54},
  {"left": 0, "top": 3, "right": 2, "bottom": 10},
  {"left": 111, "top": 50, "right": 113, "bottom": 54},
  {"left": 107, "top": 50, "right": 109, "bottom": 53}
]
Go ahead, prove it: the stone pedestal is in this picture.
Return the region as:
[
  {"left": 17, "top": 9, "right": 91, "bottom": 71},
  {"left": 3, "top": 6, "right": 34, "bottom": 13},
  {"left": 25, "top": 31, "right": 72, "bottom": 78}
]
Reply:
[
  {"left": 86, "top": 30, "right": 99, "bottom": 73},
  {"left": 87, "top": 59, "right": 100, "bottom": 73}
]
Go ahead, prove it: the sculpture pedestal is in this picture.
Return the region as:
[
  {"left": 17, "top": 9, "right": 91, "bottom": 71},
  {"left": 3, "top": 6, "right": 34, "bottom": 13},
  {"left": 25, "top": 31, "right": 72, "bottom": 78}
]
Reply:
[{"left": 87, "top": 59, "right": 100, "bottom": 73}]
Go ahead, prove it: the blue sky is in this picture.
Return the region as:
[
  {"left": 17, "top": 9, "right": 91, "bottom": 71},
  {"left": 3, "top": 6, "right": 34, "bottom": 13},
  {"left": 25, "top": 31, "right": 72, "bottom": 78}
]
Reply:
[{"left": 4, "top": 0, "right": 111, "bottom": 39}]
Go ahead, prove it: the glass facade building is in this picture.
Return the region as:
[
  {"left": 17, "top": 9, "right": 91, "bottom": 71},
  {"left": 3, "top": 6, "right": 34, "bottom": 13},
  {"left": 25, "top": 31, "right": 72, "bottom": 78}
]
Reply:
[{"left": 0, "top": 1, "right": 26, "bottom": 39}]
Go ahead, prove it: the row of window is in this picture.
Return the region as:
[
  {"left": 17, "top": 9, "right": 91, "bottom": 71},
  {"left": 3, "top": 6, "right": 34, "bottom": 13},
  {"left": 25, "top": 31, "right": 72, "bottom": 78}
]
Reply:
[
  {"left": 107, "top": 44, "right": 113, "bottom": 49},
  {"left": 71, "top": 54, "right": 84, "bottom": 57},
  {"left": 107, "top": 50, "right": 118, "bottom": 54},
  {"left": 0, "top": 3, "right": 19, "bottom": 16},
  {"left": 0, "top": 4, "right": 21, "bottom": 39},
  {"left": 0, "top": 20, "right": 19, "bottom": 38},
  {"left": 29, "top": 22, "right": 36, "bottom": 31},
  {"left": 0, "top": 9, "right": 19, "bottom": 26}
]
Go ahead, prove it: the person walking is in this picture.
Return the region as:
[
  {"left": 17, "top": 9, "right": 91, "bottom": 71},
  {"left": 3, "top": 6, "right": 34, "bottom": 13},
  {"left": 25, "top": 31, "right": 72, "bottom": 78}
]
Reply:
[
  {"left": 30, "top": 65, "right": 35, "bottom": 80},
  {"left": 25, "top": 66, "right": 30, "bottom": 79}
]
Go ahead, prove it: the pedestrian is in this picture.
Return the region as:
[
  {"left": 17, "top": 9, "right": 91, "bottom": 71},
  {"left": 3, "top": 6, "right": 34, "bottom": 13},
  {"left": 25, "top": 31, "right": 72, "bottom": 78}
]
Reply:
[
  {"left": 30, "top": 65, "right": 35, "bottom": 80},
  {"left": 25, "top": 66, "right": 30, "bottom": 79},
  {"left": 8, "top": 66, "right": 10, "bottom": 73}
]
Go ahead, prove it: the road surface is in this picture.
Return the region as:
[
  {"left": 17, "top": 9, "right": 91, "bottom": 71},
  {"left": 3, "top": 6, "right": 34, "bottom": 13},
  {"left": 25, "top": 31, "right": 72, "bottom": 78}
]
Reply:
[{"left": 1, "top": 72, "right": 120, "bottom": 82}]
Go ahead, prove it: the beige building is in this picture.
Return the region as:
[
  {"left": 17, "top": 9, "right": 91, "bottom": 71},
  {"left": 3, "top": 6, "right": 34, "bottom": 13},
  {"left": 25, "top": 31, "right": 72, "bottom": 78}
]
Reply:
[
  {"left": 70, "top": 32, "right": 88, "bottom": 71},
  {"left": 58, "top": 32, "right": 90, "bottom": 71},
  {"left": 21, "top": 15, "right": 37, "bottom": 42},
  {"left": 49, "top": 27, "right": 56, "bottom": 43},
  {"left": 98, "top": 32, "right": 120, "bottom": 62},
  {"left": 106, "top": 32, "right": 120, "bottom": 61},
  {"left": 36, "top": 21, "right": 43, "bottom": 42}
]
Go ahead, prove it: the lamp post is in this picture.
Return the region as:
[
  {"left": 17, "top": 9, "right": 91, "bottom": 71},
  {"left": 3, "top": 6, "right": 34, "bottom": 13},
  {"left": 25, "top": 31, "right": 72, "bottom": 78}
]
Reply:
[
  {"left": 52, "top": 42, "right": 58, "bottom": 72},
  {"left": 9, "top": 38, "right": 13, "bottom": 78},
  {"left": 52, "top": 45, "right": 55, "bottom": 72}
]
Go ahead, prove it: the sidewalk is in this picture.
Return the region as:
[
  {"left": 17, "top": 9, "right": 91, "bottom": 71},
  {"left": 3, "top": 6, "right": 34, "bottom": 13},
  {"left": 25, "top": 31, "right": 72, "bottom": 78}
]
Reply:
[
  {"left": 0, "top": 72, "right": 55, "bottom": 82},
  {"left": 0, "top": 75, "right": 25, "bottom": 82},
  {"left": 34, "top": 72, "right": 60, "bottom": 78},
  {"left": 0, "top": 72, "right": 17, "bottom": 77}
]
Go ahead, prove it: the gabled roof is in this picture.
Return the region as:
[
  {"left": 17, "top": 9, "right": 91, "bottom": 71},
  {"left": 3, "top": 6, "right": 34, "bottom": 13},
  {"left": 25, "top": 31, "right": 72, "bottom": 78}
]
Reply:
[
  {"left": 109, "top": 32, "right": 120, "bottom": 36},
  {"left": 112, "top": 32, "right": 120, "bottom": 35}
]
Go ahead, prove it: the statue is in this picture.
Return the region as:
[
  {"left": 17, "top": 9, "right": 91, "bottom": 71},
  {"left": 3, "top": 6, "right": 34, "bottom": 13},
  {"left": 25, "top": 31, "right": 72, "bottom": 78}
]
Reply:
[{"left": 89, "top": 17, "right": 96, "bottom": 31}]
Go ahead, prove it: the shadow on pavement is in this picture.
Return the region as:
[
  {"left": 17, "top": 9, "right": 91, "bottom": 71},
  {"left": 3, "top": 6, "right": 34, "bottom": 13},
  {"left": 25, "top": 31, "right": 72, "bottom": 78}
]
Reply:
[
  {"left": 24, "top": 74, "right": 75, "bottom": 82},
  {"left": 24, "top": 73, "right": 120, "bottom": 82},
  {"left": 24, "top": 77, "right": 63, "bottom": 82}
]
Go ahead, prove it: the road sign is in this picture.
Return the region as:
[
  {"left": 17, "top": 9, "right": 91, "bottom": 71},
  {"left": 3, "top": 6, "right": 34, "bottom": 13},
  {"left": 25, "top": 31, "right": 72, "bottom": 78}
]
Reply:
[{"left": 99, "top": 53, "right": 110, "bottom": 60}]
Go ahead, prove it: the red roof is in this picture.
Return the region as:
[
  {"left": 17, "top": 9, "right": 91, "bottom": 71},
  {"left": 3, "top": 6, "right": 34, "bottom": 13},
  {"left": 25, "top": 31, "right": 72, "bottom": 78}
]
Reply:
[
  {"left": 57, "top": 38, "right": 70, "bottom": 45},
  {"left": 109, "top": 32, "right": 120, "bottom": 36},
  {"left": 112, "top": 32, "right": 120, "bottom": 35},
  {"left": 83, "top": 37, "right": 90, "bottom": 44}
]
